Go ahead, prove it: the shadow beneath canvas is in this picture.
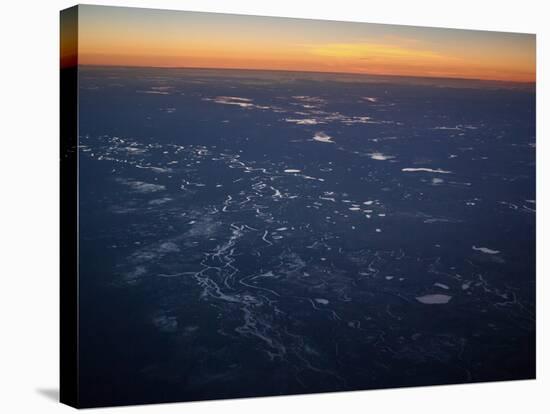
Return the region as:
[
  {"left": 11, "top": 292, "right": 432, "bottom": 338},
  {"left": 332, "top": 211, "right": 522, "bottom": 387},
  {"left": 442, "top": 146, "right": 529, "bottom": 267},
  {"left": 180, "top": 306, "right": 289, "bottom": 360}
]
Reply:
[{"left": 36, "top": 388, "right": 59, "bottom": 402}]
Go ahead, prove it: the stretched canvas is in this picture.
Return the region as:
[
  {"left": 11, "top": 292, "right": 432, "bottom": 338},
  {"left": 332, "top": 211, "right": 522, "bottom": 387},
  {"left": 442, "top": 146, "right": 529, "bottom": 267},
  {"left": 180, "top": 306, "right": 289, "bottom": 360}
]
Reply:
[{"left": 60, "top": 5, "right": 536, "bottom": 408}]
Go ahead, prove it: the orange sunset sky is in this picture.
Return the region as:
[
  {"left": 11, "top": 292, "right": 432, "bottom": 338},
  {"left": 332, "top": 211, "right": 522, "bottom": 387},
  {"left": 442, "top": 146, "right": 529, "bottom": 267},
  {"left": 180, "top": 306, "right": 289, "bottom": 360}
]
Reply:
[{"left": 64, "top": 5, "right": 536, "bottom": 83}]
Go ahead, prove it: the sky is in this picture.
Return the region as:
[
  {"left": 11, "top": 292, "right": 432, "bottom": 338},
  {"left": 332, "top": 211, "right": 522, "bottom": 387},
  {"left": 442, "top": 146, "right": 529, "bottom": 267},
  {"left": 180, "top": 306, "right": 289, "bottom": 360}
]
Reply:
[{"left": 69, "top": 5, "right": 536, "bottom": 82}]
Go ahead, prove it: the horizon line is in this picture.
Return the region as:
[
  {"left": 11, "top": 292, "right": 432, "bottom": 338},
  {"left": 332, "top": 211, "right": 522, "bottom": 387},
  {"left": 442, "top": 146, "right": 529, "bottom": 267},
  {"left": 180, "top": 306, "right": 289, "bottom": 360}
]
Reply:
[{"left": 75, "top": 63, "right": 536, "bottom": 85}]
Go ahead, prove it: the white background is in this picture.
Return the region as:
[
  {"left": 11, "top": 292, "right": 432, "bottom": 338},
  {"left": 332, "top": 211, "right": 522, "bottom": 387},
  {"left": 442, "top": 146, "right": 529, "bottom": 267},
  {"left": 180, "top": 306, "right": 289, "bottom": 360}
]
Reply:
[{"left": 0, "top": 0, "right": 547, "bottom": 412}]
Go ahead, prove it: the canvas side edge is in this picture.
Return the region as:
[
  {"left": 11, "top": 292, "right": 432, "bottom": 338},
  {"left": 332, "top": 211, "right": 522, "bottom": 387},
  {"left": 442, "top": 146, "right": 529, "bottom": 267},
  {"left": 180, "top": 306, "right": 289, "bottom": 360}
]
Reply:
[{"left": 60, "top": 4, "right": 80, "bottom": 409}]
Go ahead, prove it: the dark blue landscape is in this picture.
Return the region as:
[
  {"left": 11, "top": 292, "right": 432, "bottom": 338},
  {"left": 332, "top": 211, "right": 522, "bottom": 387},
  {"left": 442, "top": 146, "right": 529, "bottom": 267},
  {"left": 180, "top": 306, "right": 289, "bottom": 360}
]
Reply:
[{"left": 77, "top": 66, "right": 535, "bottom": 407}]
